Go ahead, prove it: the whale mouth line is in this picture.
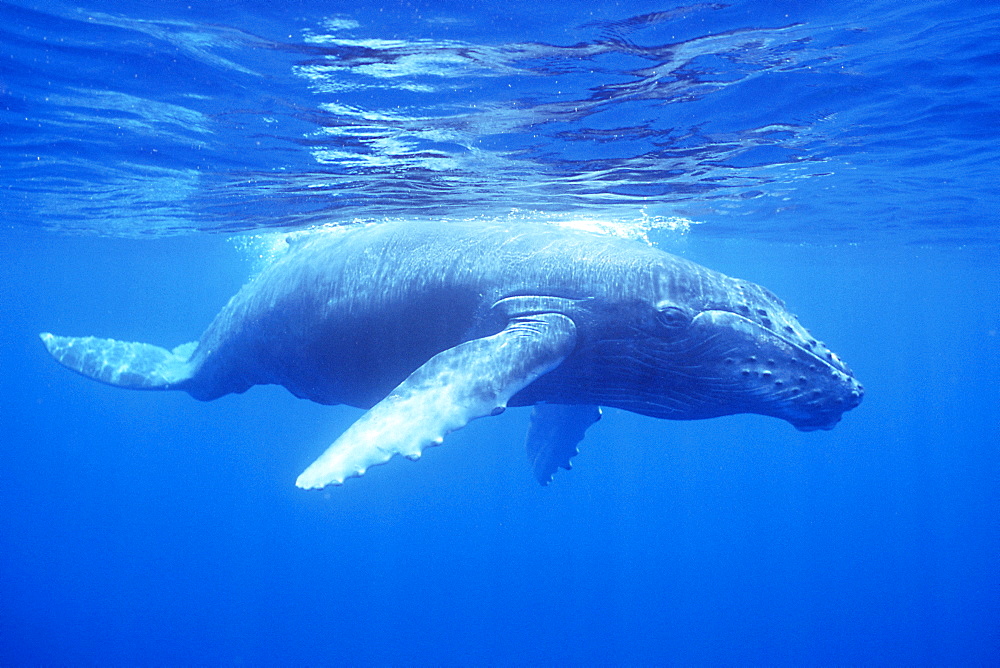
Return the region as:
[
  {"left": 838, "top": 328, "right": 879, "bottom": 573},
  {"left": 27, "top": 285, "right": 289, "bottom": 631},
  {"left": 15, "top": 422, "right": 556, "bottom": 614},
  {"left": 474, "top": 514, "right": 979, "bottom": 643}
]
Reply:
[{"left": 794, "top": 419, "right": 840, "bottom": 432}]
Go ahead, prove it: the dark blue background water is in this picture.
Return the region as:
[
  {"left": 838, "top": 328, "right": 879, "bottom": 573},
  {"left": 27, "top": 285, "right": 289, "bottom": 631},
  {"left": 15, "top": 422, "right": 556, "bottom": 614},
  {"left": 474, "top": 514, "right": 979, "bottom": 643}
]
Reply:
[{"left": 2, "top": 1, "right": 998, "bottom": 665}]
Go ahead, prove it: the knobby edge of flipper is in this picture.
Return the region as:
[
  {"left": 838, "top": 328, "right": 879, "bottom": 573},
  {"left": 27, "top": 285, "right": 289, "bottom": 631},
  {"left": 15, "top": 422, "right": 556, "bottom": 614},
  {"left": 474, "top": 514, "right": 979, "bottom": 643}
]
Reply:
[
  {"left": 39, "top": 333, "right": 196, "bottom": 390},
  {"left": 295, "top": 312, "right": 578, "bottom": 489},
  {"left": 526, "top": 403, "right": 602, "bottom": 485}
]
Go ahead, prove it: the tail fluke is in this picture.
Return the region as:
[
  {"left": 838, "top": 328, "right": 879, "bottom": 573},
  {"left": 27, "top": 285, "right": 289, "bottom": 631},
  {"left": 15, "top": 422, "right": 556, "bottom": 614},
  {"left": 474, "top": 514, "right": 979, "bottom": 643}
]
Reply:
[{"left": 39, "top": 333, "right": 196, "bottom": 390}]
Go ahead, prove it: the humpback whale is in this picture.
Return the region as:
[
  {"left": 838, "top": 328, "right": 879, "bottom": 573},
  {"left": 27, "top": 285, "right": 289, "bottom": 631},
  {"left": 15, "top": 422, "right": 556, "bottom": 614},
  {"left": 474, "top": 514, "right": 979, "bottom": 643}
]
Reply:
[{"left": 40, "top": 221, "right": 863, "bottom": 488}]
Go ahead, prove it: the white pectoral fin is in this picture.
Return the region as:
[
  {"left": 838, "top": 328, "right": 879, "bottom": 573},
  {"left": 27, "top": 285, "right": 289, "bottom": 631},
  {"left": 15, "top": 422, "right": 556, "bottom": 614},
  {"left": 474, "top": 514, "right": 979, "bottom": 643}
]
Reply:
[{"left": 295, "top": 313, "right": 577, "bottom": 489}]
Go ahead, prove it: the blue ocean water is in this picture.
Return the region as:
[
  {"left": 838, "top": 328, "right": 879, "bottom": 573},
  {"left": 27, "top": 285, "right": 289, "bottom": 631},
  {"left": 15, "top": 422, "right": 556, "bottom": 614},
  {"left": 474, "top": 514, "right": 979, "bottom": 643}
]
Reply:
[{"left": 1, "top": 1, "right": 998, "bottom": 665}]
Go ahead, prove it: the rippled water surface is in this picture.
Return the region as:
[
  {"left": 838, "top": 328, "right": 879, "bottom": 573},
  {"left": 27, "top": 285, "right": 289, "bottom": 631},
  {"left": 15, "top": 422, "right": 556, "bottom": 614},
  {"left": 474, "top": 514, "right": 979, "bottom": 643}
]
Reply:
[{"left": 4, "top": 1, "right": 998, "bottom": 241}]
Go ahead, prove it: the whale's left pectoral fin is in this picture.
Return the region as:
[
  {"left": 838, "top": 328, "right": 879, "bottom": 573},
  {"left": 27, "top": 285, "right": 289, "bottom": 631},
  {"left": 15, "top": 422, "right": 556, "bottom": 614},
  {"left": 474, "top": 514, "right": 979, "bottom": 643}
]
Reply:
[{"left": 295, "top": 313, "right": 578, "bottom": 489}]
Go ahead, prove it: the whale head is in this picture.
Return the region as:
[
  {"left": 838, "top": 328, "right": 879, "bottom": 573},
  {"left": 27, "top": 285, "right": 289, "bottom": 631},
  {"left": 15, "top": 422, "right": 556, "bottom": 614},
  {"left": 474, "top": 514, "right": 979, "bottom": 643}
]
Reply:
[
  {"left": 548, "top": 258, "right": 864, "bottom": 431},
  {"left": 679, "top": 281, "right": 863, "bottom": 431},
  {"left": 643, "top": 265, "right": 863, "bottom": 430}
]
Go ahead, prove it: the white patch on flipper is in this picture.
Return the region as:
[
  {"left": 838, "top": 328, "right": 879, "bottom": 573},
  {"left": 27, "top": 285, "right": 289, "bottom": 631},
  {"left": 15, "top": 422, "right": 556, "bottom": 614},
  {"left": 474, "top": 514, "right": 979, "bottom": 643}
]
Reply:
[{"left": 295, "top": 313, "right": 577, "bottom": 489}]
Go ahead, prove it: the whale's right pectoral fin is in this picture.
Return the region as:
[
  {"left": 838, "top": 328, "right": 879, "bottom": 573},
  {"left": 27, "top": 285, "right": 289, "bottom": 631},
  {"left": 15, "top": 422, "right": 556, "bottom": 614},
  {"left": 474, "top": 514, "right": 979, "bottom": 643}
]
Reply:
[
  {"left": 526, "top": 403, "right": 602, "bottom": 485},
  {"left": 295, "top": 313, "right": 578, "bottom": 489},
  {"left": 39, "top": 333, "right": 196, "bottom": 390}
]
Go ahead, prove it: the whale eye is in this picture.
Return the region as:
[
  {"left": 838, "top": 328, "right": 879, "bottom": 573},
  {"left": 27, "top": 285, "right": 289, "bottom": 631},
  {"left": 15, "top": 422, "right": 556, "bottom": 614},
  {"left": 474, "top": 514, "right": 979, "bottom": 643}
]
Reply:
[{"left": 655, "top": 304, "right": 692, "bottom": 330}]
